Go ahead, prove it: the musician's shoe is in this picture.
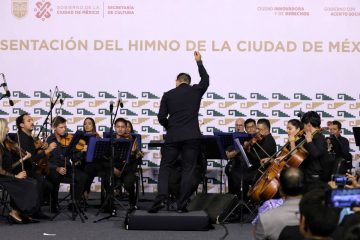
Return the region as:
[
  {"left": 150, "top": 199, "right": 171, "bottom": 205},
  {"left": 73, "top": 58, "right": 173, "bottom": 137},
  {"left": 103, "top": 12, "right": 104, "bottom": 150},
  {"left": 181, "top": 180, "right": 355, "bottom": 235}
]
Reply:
[{"left": 148, "top": 201, "right": 165, "bottom": 213}]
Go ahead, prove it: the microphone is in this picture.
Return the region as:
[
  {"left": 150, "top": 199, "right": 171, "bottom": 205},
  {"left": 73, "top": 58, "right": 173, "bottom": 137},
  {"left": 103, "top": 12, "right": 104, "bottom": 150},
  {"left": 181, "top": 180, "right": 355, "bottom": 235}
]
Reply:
[
  {"left": 296, "top": 108, "right": 304, "bottom": 118},
  {"left": 109, "top": 101, "right": 114, "bottom": 113},
  {"left": 120, "top": 98, "right": 124, "bottom": 108},
  {"left": 0, "top": 73, "right": 14, "bottom": 106},
  {"left": 117, "top": 91, "right": 124, "bottom": 108}
]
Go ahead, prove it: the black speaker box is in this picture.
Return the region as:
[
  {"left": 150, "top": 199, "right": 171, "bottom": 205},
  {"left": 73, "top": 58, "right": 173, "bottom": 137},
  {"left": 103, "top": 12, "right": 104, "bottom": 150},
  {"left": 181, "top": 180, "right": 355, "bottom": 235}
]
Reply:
[
  {"left": 187, "top": 193, "right": 238, "bottom": 224},
  {"left": 125, "top": 210, "right": 212, "bottom": 231}
]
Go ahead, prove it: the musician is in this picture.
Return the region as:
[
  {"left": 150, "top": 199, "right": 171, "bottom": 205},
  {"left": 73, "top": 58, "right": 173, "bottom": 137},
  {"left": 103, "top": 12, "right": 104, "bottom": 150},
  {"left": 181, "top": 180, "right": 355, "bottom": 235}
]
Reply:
[
  {"left": 329, "top": 120, "right": 352, "bottom": 171},
  {"left": 234, "top": 118, "right": 246, "bottom": 133},
  {"left": 16, "top": 113, "right": 56, "bottom": 219},
  {"left": 287, "top": 119, "right": 304, "bottom": 150},
  {"left": 126, "top": 120, "right": 135, "bottom": 135},
  {"left": 84, "top": 117, "right": 141, "bottom": 210},
  {"left": 225, "top": 118, "right": 252, "bottom": 195},
  {"left": 245, "top": 118, "right": 257, "bottom": 135},
  {"left": 0, "top": 118, "right": 39, "bottom": 224},
  {"left": 83, "top": 117, "right": 100, "bottom": 137},
  {"left": 46, "top": 116, "right": 87, "bottom": 213},
  {"left": 244, "top": 119, "right": 277, "bottom": 199},
  {"left": 300, "top": 111, "right": 330, "bottom": 183},
  {"left": 149, "top": 51, "right": 209, "bottom": 213},
  {"left": 248, "top": 118, "right": 277, "bottom": 169}
]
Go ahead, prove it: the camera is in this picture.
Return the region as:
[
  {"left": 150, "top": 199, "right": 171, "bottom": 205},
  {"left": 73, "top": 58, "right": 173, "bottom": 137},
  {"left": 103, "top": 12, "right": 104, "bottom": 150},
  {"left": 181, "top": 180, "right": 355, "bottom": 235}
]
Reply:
[
  {"left": 326, "top": 188, "right": 360, "bottom": 208},
  {"left": 332, "top": 174, "right": 352, "bottom": 188}
]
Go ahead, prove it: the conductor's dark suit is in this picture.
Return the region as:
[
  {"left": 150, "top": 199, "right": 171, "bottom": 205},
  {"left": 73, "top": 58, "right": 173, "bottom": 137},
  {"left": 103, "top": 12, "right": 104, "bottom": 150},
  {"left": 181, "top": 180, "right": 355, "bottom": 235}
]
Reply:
[{"left": 156, "top": 60, "right": 209, "bottom": 210}]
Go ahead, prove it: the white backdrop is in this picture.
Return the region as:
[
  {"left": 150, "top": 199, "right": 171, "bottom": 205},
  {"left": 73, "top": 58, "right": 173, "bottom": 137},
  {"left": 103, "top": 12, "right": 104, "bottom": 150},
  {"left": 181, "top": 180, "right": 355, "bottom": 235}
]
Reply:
[
  {"left": 1, "top": 0, "right": 359, "bottom": 94},
  {"left": 1, "top": 0, "right": 360, "bottom": 193}
]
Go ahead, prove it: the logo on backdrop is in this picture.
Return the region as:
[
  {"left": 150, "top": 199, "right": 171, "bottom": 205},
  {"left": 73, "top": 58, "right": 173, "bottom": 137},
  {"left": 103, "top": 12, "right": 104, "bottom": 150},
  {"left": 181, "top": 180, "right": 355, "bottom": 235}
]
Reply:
[
  {"left": 34, "top": 0, "right": 52, "bottom": 21},
  {"left": 12, "top": 0, "right": 28, "bottom": 19}
]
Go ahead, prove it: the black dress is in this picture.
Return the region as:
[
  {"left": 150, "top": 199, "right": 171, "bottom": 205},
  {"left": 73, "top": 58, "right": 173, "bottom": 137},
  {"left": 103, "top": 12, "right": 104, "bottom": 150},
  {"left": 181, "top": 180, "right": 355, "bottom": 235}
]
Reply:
[{"left": 0, "top": 144, "right": 39, "bottom": 214}]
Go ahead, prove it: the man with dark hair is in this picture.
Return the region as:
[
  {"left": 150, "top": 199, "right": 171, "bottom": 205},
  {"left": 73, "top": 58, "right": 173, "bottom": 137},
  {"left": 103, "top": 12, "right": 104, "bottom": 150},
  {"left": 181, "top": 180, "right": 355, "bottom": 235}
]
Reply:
[
  {"left": 84, "top": 118, "right": 141, "bottom": 211},
  {"left": 299, "top": 189, "right": 339, "bottom": 239},
  {"left": 248, "top": 118, "right": 277, "bottom": 169},
  {"left": 15, "top": 113, "right": 56, "bottom": 219},
  {"left": 300, "top": 111, "right": 331, "bottom": 182},
  {"left": 329, "top": 120, "right": 352, "bottom": 172},
  {"left": 149, "top": 51, "right": 209, "bottom": 213},
  {"left": 46, "top": 116, "right": 87, "bottom": 213},
  {"left": 255, "top": 168, "right": 304, "bottom": 240},
  {"left": 279, "top": 188, "right": 340, "bottom": 240},
  {"left": 244, "top": 118, "right": 257, "bottom": 135},
  {"left": 243, "top": 118, "right": 277, "bottom": 201}
]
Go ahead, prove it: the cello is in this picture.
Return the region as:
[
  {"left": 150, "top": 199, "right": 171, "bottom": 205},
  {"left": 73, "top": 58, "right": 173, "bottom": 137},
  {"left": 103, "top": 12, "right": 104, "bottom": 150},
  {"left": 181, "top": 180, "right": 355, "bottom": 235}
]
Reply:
[{"left": 247, "top": 129, "right": 315, "bottom": 202}]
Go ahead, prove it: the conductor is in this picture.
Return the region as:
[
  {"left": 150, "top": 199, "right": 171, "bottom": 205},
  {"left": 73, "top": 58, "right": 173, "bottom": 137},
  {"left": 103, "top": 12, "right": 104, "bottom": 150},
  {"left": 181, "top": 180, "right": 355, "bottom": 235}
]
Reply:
[{"left": 149, "top": 51, "right": 210, "bottom": 213}]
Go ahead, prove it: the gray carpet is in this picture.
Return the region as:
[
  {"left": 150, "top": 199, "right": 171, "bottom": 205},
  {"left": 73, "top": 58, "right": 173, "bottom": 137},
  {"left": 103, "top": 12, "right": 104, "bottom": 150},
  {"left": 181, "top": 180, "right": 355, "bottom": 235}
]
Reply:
[{"left": 0, "top": 194, "right": 254, "bottom": 240}]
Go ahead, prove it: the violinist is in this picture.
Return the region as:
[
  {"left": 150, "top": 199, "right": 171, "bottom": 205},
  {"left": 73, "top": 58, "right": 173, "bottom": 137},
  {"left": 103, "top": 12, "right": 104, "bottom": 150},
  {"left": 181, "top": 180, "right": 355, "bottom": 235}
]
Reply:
[
  {"left": 300, "top": 111, "right": 330, "bottom": 183},
  {"left": 246, "top": 119, "right": 277, "bottom": 170},
  {"left": 83, "top": 117, "right": 101, "bottom": 138},
  {"left": 46, "top": 116, "right": 87, "bottom": 213},
  {"left": 244, "top": 118, "right": 257, "bottom": 135},
  {"left": 84, "top": 118, "right": 141, "bottom": 211},
  {"left": 16, "top": 113, "right": 56, "bottom": 219},
  {"left": 0, "top": 118, "right": 40, "bottom": 224}
]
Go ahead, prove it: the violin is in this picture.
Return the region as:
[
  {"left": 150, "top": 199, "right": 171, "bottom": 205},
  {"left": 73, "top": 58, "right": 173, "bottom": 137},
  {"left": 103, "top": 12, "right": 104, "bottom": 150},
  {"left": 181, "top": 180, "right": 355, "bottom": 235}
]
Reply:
[
  {"left": 59, "top": 133, "right": 86, "bottom": 151},
  {"left": 32, "top": 136, "right": 51, "bottom": 176},
  {"left": 243, "top": 133, "right": 264, "bottom": 151},
  {"left": 4, "top": 136, "right": 28, "bottom": 170}
]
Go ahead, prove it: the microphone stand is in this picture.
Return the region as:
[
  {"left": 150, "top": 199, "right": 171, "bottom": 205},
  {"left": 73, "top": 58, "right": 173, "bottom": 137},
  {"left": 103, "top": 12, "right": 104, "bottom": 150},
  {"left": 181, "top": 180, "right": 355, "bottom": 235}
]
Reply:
[
  {"left": 112, "top": 92, "right": 123, "bottom": 125},
  {"left": 94, "top": 101, "right": 123, "bottom": 223},
  {"left": 36, "top": 89, "right": 60, "bottom": 139}
]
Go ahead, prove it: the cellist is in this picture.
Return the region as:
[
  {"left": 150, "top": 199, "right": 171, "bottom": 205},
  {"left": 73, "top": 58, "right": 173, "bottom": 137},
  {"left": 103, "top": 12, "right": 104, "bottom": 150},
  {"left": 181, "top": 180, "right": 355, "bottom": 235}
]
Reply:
[
  {"left": 300, "top": 111, "right": 330, "bottom": 183},
  {"left": 16, "top": 113, "right": 56, "bottom": 219}
]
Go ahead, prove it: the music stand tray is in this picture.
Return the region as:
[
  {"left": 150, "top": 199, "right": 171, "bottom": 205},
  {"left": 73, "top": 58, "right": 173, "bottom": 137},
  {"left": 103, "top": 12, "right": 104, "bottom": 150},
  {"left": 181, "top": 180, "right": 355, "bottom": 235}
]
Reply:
[{"left": 87, "top": 138, "right": 134, "bottom": 221}]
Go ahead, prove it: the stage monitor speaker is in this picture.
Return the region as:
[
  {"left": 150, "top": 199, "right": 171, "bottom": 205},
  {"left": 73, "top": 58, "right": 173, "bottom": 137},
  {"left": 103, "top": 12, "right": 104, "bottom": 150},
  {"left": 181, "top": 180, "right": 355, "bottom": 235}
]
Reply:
[
  {"left": 187, "top": 193, "right": 238, "bottom": 224},
  {"left": 125, "top": 210, "right": 212, "bottom": 231}
]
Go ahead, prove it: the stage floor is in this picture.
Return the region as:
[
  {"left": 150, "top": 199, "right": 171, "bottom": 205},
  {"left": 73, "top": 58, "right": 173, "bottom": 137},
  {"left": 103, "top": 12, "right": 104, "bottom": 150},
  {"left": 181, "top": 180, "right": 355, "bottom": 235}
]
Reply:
[{"left": 0, "top": 193, "right": 254, "bottom": 240}]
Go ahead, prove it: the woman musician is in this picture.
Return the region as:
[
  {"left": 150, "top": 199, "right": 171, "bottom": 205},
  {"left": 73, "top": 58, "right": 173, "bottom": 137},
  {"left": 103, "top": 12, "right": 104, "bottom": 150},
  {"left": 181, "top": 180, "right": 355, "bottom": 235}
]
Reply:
[{"left": 0, "top": 118, "right": 40, "bottom": 224}]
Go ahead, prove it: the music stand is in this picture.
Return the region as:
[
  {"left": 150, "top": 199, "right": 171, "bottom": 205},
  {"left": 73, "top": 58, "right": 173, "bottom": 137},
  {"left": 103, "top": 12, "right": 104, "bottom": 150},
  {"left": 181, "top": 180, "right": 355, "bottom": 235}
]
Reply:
[
  {"left": 219, "top": 137, "right": 255, "bottom": 224},
  {"left": 201, "top": 135, "right": 227, "bottom": 193},
  {"left": 353, "top": 127, "right": 360, "bottom": 150},
  {"left": 52, "top": 130, "right": 87, "bottom": 223},
  {"left": 91, "top": 138, "right": 134, "bottom": 222}
]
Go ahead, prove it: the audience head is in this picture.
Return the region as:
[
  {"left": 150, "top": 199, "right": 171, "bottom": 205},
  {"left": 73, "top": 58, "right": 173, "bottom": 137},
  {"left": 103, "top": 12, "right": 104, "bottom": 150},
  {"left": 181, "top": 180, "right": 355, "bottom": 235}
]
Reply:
[
  {"left": 299, "top": 189, "right": 339, "bottom": 238},
  {"left": 279, "top": 167, "right": 304, "bottom": 197}
]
